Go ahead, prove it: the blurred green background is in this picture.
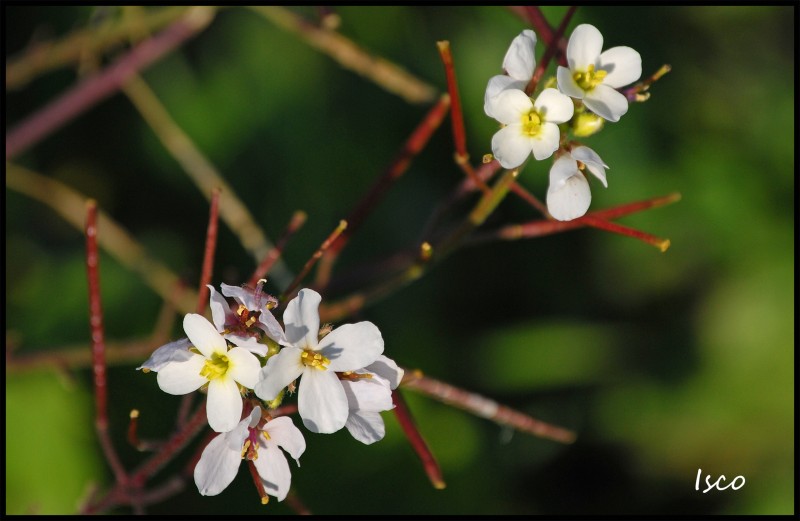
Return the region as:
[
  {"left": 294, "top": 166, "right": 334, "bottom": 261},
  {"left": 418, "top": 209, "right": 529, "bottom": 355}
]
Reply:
[{"left": 5, "top": 5, "right": 794, "bottom": 515}]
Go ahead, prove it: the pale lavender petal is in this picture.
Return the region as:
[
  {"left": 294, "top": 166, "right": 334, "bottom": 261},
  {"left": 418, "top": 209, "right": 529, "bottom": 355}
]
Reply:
[
  {"left": 254, "top": 347, "right": 304, "bottom": 401},
  {"left": 258, "top": 310, "right": 288, "bottom": 345},
  {"left": 183, "top": 313, "right": 228, "bottom": 358},
  {"left": 529, "top": 123, "right": 561, "bottom": 161},
  {"left": 226, "top": 347, "right": 261, "bottom": 389},
  {"left": 547, "top": 169, "right": 592, "bottom": 221},
  {"left": 207, "top": 377, "right": 244, "bottom": 433},
  {"left": 365, "top": 355, "right": 404, "bottom": 390},
  {"left": 320, "top": 322, "right": 384, "bottom": 372},
  {"left": 297, "top": 369, "right": 348, "bottom": 434},
  {"left": 207, "top": 285, "right": 230, "bottom": 331},
  {"left": 283, "top": 289, "right": 321, "bottom": 349},
  {"left": 557, "top": 66, "right": 585, "bottom": 98},
  {"left": 156, "top": 354, "right": 207, "bottom": 395},
  {"left": 193, "top": 418, "right": 250, "bottom": 496},
  {"left": 345, "top": 411, "right": 386, "bottom": 445},
  {"left": 567, "top": 23, "right": 603, "bottom": 70},
  {"left": 220, "top": 282, "right": 255, "bottom": 309},
  {"left": 263, "top": 416, "right": 306, "bottom": 463},
  {"left": 503, "top": 29, "right": 537, "bottom": 81},
  {"left": 491, "top": 88, "right": 533, "bottom": 125},
  {"left": 253, "top": 444, "right": 292, "bottom": 502},
  {"left": 491, "top": 125, "right": 533, "bottom": 169},
  {"left": 583, "top": 83, "right": 629, "bottom": 122},
  {"left": 137, "top": 338, "right": 193, "bottom": 372},
  {"left": 598, "top": 46, "right": 642, "bottom": 88},
  {"left": 533, "top": 88, "right": 574, "bottom": 124}
]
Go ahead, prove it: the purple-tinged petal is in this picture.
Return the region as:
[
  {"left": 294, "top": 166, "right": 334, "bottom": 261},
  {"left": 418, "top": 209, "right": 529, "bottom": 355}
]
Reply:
[
  {"left": 194, "top": 417, "right": 250, "bottom": 496},
  {"left": 207, "top": 285, "right": 230, "bottom": 331},
  {"left": 345, "top": 411, "right": 386, "bottom": 445},
  {"left": 253, "top": 444, "right": 292, "bottom": 502},
  {"left": 137, "top": 338, "right": 193, "bottom": 372},
  {"left": 262, "top": 416, "right": 306, "bottom": 463}
]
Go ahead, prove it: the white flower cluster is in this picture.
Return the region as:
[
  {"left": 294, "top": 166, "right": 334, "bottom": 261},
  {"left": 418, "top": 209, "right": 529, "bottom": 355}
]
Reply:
[
  {"left": 138, "top": 283, "right": 402, "bottom": 503},
  {"left": 485, "top": 24, "right": 642, "bottom": 221}
]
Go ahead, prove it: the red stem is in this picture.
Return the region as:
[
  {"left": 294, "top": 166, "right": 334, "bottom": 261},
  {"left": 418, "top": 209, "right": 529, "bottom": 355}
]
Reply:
[
  {"left": 248, "top": 210, "right": 307, "bottom": 288},
  {"left": 5, "top": 7, "right": 214, "bottom": 160},
  {"left": 85, "top": 200, "right": 128, "bottom": 485},
  {"left": 436, "top": 42, "right": 467, "bottom": 159},
  {"left": 391, "top": 389, "right": 445, "bottom": 489},
  {"left": 527, "top": 6, "right": 577, "bottom": 95},
  {"left": 282, "top": 220, "right": 348, "bottom": 299},
  {"left": 196, "top": 187, "right": 220, "bottom": 313}
]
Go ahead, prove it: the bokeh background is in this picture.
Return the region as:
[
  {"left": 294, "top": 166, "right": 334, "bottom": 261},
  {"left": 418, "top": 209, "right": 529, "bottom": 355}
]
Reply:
[{"left": 5, "top": 5, "right": 794, "bottom": 515}]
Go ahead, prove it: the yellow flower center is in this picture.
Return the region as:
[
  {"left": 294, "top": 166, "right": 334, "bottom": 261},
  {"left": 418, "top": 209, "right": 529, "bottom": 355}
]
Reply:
[
  {"left": 573, "top": 64, "right": 607, "bottom": 91},
  {"left": 301, "top": 349, "right": 330, "bottom": 371},
  {"left": 520, "top": 110, "right": 543, "bottom": 137},
  {"left": 200, "top": 352, "right": 231, "bottom": 380}
]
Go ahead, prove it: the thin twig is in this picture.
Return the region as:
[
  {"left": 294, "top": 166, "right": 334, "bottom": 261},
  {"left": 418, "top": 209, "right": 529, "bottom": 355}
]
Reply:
[
  {"left": 392, "top": 390, "right": 445, "bottom": 489},
  {"left": 196, "top": 188, "right": 220, "bottom": 313},
  {"left": 248, "top": 210, "right": 308, "bottom": 288},
  {"left": 527, "top": 6, "right": 577, "bottom": 95},
  {"left": 85, "top": 200, "right": 128, "bottom": 485},
  {"left": 401, "top": 370, "right": 576, "bottom": 444},
  {"left": 250, "top": 6, "right": 436, "bottom": 104},
  {"left": 5, "top": 6, "right": 216, "bottom": 159},
  {"left": 7, "top": 163, "right": 198, "bottom": 314},
  {"left": 316, "top": 93, "right": 450, "bottom": 288},
  {"left": 282, "top": 220, "right": 348, "bottom": 300},
  {"left": 121, "top": 75, "right": 294, "bottom": 287}
]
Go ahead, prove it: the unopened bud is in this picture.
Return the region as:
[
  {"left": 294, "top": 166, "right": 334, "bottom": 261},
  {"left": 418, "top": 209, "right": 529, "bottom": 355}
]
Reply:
[{"left": 572, "top": 111, "right": 605, "bottom": 137}]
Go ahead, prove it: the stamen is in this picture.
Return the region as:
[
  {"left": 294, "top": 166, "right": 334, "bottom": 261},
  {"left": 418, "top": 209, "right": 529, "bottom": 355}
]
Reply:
[
  {"left": 520, "top": 110, "right": 542, "bottom": 137},
  {"left": 573, "top": 64, "right": 607, "bottom": 91},
  {"left": 241, "top": 439, "right": 251, "bottom": 459},
  {"left": 300, "top": 350, "right": 330, "bottom": 370},
  {"left": 199, "top": 352, "right": 230, "bottom": 380}
]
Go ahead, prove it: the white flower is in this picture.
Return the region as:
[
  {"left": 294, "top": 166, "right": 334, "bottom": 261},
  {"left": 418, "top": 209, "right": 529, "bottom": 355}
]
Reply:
[
  {"left": 490, "top": 87, "right": 574, "bottom": 169},
  {"left": 546, "top": 146, "right": 608, "bottom": 221},
  {"left": 556, "top": 23, "right": 642, "bottom": 122},
  {"left": 254, "top": 289, "right": 384, "bottom": 434},
  {"left": 157, "top": 313, "right": 261, "bottom": 433},
  {"left": 484, "top": 29, "right": 537, "bottom": 120},
  {"left": 194, "top": 406, "right": 305, "bottom": 502},
  {"left": 137, "top": 337, "right": 193, "bottom": 373},
  {"left": 342, "top": 355, "right": 404, "bottom": 445},
  {"left": 208, "top": 283, "right": 287, "bottom": 357}
]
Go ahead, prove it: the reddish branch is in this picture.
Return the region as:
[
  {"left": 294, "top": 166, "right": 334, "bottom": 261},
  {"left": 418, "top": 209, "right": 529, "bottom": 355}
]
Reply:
[
  {"left": 283, "top": 220, "right": 348, "bottom": 299},
  {"left": 527, "top": 6, "right": 577, "bottom": 95},
  {"left": 196, "top": 188, "right": 221, "bottom": 313},
  {"left": 85, "top": 200, "right": 128, "bottom": 485},
  {"left": 391, "top": 390, "right": 446, "bottom": 489},
  {"left": 248, "top": 210, "right": 308, "bottom": 288},
  {"left": 402, "top": 371, "right": 576, "bottom": 444},
  {"left": 5, "top": 6, "right": 215, "bottom": 159}
]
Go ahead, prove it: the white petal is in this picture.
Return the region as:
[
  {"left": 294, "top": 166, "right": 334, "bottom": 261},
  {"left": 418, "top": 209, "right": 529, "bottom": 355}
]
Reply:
[
  {"left": 556, "top": 66, "right": 585, "bottom": 99},
  {"left": 253, "top": 347, "right": 304, "bottom": 401},
  {"left": 549, "top": 156, "right": 579, "bottom": 188},
  {"left": 207, "top": 285, "right": 231, "bottom": 333},
  {"left": 207, "top": 377, "right": 244, "bottom": 433},
  {"left": 365, "top": 355, "right": 404, "bottom": 390},
  {"left": 258, "top": 311, "right": 288, "bottom": 345},
  {"left": 156, "top": 354, "right": 207, "bottom": 395},
  {"left": 320, "top": 321, "right": 384, "bottom": 372},
  {"left": 253, "top": 444, "right": 292, "bottom": 502},
  {"left": 342, "top": 379, "right": 393, "bottom": 413},
  {"left": 224, "top": 332, "right": 268, "bottom": 357},
  {"left": 193, "top": 419, "right": 250, "bottom": 496},
  {"left": 583, "top": 84, "right": 629, "bottom": 122},
  {"left": 567, "top": 23, "right": 603, "bottom": 70},
  {"left": 484, "top": 75, "right": 526, "bottom": 119},
  {"left": 247, "top": 406, "right": 262, "bottom": 428},
  {"left": 491, "top": 88, "right": 533, "bottom": 125},
  {"left": 183, "top": 313, "right": 228, "bottom": 358},
  {"left": 283, "top": 289, "right": 321, "bottom": 349},
  {"left": 503, "top": 29, "right": 537, "bottom": 81},
  {"left": 529, "top": 122, "right": 561, "bottom": 161},
  {"left": 533, "top": 88, "right": 574, "bottom": 124},
  {"left": 598, "top": 46, "right": 641, "bottom": 88},
  {"left": 263, "top": 416, "right": 306, "bottom": 462},
  {"left": 137, "top": 338, "right": 193, "bottom": 372},
  {"left": 571, "top": 146, "right": 608, "bottom": 187},
  {"left": 298, "top": 370, "right": 348, "bottom": 433},
  {"left": 491, "top": 125, "right": 533, "bottom": 169},
  {"left": 547, "top": 170, "right": 592, "bottom": 221},
  {"left": 345, "top": 411, "right": 386, "bottom": 445},
  {"left": 226, "top": 347, "right": 261, "bottom": 389}
]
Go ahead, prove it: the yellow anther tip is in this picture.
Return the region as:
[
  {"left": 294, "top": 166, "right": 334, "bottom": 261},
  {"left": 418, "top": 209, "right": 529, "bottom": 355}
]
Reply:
[
  {"left": 433, "top": 480, "right": 447, "bottom": 490},
  {"left": 130, "top": 409, "right": 140, "bottom": 419},
  {"left": 658, "top": 239, "right": 671, "bottom": 253},
  {"left": 261, "top": 496, "right": 270, "bottom": 505}
]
